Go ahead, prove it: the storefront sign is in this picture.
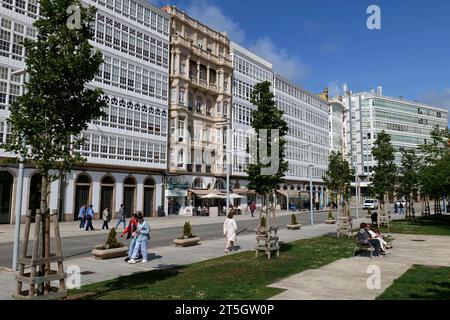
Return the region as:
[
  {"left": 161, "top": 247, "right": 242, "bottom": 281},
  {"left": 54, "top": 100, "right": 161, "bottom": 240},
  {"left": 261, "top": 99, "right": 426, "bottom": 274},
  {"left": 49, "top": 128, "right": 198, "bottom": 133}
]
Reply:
[{"left": 167, "top": 189, "right": 187, "bottom": 197}]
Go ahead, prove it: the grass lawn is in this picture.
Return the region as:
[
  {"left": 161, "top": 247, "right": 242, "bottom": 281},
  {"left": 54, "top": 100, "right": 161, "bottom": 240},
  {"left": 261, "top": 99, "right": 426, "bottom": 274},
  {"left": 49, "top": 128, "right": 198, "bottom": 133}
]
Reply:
[
  {"left": 68, "top": 236, "right": 355, "bottom": 300},
  {"left": 381, "top": 214, "right": 450, "bottom": 236},
  {"left": 377, "top": 265, "right": 450, "bottom": 300}
]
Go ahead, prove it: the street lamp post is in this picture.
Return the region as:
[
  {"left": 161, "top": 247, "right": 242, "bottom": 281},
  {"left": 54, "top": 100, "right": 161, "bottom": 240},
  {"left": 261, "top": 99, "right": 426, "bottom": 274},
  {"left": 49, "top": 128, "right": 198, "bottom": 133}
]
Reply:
[
  {"left": 11, "top": 68, "right": 26, "bottom": 271},
  {"left": 12, "top": 155, "right": 24, "bottom": 271},
  {"left": 226, "top": 120, "right": 231, "bottom": 214},
  {"left": 355, "top": 170, "right": 359, "bottom": 220},
  {"left": 307, "top": 143, "right": 313, "bottom": 225}
]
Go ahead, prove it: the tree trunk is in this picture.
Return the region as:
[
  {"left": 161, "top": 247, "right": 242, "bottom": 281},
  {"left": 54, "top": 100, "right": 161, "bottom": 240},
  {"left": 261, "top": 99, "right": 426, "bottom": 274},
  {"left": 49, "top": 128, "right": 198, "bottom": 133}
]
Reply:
[
  {"left": 39, "top": 174, "right": 50, "bottom": 295},
  {"left": 337, "top": 192, "right": 342, "bottom": 218}
]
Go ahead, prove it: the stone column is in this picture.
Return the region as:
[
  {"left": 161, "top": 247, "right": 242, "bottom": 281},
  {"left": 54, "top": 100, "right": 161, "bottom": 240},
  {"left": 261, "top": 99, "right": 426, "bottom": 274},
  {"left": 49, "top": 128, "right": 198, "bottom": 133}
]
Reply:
[
  {"left": 170, "top": 51, "right": 175, "bottom": 74},
  {"left": 186, "top": 55, "right": 190, "bottom": 79},
  {"left": 196, "top": 61, "right": 200, "bottom": 84},
  {"left": 206, "top": 65, "right": 210, "bottom": 86},
  {"left": 174, "top": 51, "right": 180, "bottom": 75},
  {"left": 92, "top": 179, "right": 100, "bottom": 218}
]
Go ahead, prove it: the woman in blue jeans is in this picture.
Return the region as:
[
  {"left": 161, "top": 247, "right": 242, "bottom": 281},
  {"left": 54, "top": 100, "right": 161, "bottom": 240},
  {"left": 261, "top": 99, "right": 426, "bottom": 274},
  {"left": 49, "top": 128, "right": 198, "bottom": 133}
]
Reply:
[
  {"left": 120, "top": 214, "right": 138, "bottom": 262},
  {"left": 128, "top": 214, "right": 150, "bottom": 264}
]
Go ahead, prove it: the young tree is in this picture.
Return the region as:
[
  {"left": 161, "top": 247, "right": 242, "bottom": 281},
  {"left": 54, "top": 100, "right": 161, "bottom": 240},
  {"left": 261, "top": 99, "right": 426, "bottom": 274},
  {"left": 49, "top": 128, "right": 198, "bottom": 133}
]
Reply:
[
  {"left": 418, "top": 126, "right": 450, "bottom": 215},
  {"left": 322, "top": 151, "right": 353, "bottom": 219},
  {"left": 1, "top": 0, "right": 106, "bottom": 278},
  {"left": 397, "top": 149, "right": 420, "bottom": 221},
  {"left": 246, "top": 81, "right": 288, "bottom": 217},
  {"left": 371, "top": 131, "right": 397, "bottom": 211}
]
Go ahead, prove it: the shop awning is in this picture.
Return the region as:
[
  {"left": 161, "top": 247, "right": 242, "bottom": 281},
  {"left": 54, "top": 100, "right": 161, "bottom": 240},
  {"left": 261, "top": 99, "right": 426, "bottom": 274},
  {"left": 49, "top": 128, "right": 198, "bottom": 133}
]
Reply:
[
  {"left": 233, "top": 188, "right": 256, "bottom": 195},
  {"left": 189, "top": 189, "right": 220, "bottom": 196},
  {"left": 276, "top": 190, "right": 307, "bottom": 198}
]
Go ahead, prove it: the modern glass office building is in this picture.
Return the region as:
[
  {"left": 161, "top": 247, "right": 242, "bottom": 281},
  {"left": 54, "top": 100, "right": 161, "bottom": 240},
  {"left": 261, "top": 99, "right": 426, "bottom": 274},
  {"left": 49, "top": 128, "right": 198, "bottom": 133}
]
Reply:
[{"left": 342, "top": 86, "right": 449, "bottom": 190}]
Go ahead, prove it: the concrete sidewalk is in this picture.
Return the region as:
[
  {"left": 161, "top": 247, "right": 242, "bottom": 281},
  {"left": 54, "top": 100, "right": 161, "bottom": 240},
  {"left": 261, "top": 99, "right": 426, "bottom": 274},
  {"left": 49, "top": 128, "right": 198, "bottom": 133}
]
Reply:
[
  {"left": 268, "top": 233, "right": 450, "bottom": 300},
  {"left": 0, "top": 216, "right": 370, "bottom": 300}
]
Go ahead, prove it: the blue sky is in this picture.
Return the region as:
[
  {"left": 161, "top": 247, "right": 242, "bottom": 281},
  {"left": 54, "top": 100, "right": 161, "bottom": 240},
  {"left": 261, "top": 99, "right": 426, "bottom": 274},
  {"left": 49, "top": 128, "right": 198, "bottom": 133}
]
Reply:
[{"left": 153, "top": 0, "right": 450, "bottom": 125}]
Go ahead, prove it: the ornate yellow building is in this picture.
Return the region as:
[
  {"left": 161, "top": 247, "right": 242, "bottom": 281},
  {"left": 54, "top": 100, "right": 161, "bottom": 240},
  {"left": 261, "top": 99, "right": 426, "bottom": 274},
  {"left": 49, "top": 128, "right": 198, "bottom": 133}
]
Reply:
[{"left": 162, "top": 6, "right": 233, "bottom": 214}]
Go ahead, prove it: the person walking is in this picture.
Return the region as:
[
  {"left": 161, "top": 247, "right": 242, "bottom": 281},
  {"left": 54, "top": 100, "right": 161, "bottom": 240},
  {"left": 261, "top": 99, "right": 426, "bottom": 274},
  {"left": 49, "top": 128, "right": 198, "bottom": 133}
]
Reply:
[
  {"left": 78, "top": 204, "right": 86, "bottom": 230},
  {"left": 394, "top": 202, "right": 398, "bottom": 214},
  {"left": 128, "top": 214, "right": 151, "bottom": 264},
  {"left": 399, "top": 202, "right": 404, "bottom": 215},
  {"left": 84, "top": 204, "right": 95, "bottom": 231},
  {"left": 250, "top": 202, "right": 256, "bottom": 218},
  {"left": 121, "top": 213, "right": 139, "bottom": 262},
  {"left": 101, "top": 208, "right": 110, "bottom": 230},
  {"left": 223, "top": 211, "right": 237, "bottom": 253},
  {"left": 115, "top": 204, "right": 126, "bottom": 230}
]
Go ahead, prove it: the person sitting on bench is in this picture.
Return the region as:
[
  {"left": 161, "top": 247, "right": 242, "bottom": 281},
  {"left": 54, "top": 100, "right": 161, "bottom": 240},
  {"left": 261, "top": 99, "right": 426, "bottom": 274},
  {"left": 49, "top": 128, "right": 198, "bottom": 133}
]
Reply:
[
  {"left": 368, "top": 226, "right": 392, "bottom": 251},
  {"left": 357, "top": 223, "right": 384, "bottom": 256}
]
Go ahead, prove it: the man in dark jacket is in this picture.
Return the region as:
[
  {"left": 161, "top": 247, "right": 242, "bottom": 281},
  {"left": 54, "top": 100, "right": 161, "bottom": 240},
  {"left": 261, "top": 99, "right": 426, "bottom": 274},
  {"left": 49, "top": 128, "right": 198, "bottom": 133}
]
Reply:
[{"left": 357, "top": 223, "right": 383, "bottom": 256}]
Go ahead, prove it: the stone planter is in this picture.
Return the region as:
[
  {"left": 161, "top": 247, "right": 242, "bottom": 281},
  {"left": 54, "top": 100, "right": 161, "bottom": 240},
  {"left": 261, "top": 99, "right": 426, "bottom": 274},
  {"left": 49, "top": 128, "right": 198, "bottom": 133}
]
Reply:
[
  {"left": 173, "top": 237, "right": 201, "bottom": 247},
  {"left": 325, "top": 219, "right": 337, "bottom": 224},
  {"left": 286, "top": 224, "right": 302, "bottom": 230},
  {"left": 91, "top": 246, "right": 128, "bottom": 260}
]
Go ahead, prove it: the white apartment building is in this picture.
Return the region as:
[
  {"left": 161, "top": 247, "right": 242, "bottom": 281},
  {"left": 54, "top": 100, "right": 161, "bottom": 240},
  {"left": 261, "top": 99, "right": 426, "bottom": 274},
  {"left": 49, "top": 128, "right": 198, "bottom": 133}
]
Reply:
[
  {"left": 230, "top": 44, "right": 330, "bottom": 211},
  {"left": 230, "top": 41, "right": 273, "bottom": 207},
  {"left": 319, "top": 88, "right": 345, "bottom": 154},
  {"left": 0, "top": 0, "right": 170, "bottom": 224},
  {"left": 274, "top": 75, "right": 329, "bottom": 210},
  {"left": 342, "top": 85, "right": 449, "bottom": 192}
]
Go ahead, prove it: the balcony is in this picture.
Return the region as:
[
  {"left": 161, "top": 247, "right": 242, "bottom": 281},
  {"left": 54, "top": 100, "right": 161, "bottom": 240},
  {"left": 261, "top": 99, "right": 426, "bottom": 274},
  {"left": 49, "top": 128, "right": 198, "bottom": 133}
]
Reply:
[
  {"left": 205, "top": 165, "right": 211, "bottom": 173},
  {"left": 196, "top": 164, "right": 202, "bottom": 172}
]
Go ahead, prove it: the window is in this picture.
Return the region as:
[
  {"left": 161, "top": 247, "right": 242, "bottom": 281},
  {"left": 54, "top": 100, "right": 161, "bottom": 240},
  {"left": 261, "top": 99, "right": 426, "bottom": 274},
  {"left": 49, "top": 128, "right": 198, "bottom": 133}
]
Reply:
[
  {"left": 179, "top": 89, "right": 185, "bottom": 105},
  {"left": 180, "top": 63, "right": 186, "bottom": 75},
  {"left": 196, "top": 97, "right": 202, "bottom": 113},
  {"left": 223, "top": 102, "right": 228, "bottom": 116}
]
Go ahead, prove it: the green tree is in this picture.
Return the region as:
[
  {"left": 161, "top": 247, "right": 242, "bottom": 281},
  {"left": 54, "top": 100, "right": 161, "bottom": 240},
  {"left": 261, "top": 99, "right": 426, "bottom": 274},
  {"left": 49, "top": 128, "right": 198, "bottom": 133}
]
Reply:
[
  {"left": 418, "top": 126, "right": 450, "bottom": 215},
  {"left": 322, "top": 151, "right": 353, "bottom": 218},
  {"left": 246, "top": 81, "right": 288, "bottom": 214},
  {"left": 397, "top": 149, "right": 420, "bottom": 221},
  {"left": 372, "top": 131, "right": 397, "bottom": 210},
  {"left": 0, "top": 0, "right": 106, "bottom": 277}
]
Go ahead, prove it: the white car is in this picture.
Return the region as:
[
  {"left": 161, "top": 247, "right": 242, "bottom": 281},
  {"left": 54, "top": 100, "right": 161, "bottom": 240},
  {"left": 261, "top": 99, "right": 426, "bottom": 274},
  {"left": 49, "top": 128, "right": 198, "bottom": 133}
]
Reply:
[{"left": 363, "top": 199, "right": 379, "bottom": 210}]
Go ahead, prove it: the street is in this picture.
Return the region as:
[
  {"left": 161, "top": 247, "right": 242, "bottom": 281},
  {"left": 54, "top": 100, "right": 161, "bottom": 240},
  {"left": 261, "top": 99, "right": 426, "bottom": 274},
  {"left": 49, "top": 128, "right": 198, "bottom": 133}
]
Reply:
[{"left": 0, "top": 210, "right": 340, "bottom": 268}]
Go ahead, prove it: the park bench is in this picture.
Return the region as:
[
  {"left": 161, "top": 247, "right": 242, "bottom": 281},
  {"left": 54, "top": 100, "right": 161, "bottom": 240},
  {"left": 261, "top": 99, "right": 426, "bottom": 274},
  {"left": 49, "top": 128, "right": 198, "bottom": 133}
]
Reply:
[{"left": 353, "top": 236, "right": 375, "bottom": 258}]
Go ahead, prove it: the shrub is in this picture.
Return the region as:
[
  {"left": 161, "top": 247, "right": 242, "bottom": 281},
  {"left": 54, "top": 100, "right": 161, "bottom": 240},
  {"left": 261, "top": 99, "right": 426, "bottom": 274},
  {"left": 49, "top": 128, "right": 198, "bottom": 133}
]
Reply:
[
  {"left": 103, "top": 228, "right": 123, "bottom": 249},
  {"left": 327, "top": 209, "right": 334, "bottom": 220},
  {"left": 260, "top": 216, "right": 267, "bottom": 228},
  {"left": 290, "top": 213, "right": 298, "bottom": 225},
  {"left": 179, "top": 221, "right": 196, "bottom": 239}
]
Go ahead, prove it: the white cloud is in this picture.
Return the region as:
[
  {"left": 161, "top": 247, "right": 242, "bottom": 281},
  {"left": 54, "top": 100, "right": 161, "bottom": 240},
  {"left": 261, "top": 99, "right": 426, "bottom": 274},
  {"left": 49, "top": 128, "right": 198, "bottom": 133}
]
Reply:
[
  {"left": 327, "top": 80, "right": 343, "bottom": 98},
  {"left": 421, "top": 89, "right": 450, "bottom": 125},
  {"left": 250, "top": 37, "right": 310, "bottom": 83},
  {"left": 184, "top": 0, "right": 246, "bottom": 43},
  {"left": 167, "top": 1, "right": 310, "bottom": 84}
]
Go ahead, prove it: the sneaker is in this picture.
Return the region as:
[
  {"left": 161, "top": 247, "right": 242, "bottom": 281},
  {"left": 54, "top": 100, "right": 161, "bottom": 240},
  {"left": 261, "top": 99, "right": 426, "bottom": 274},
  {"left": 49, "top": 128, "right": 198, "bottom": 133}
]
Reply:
[
  {"left": 141, "top": 260, "right": 148, "bottom": 263},
  {"left": 124, "top": 257, "right": 130, "bottom": 262},
  {"left": 224, "top": 249, "right": 229, "bottom": 253},
  {"left": 128, "top": 259, "right": 136, "bottom": 264}
]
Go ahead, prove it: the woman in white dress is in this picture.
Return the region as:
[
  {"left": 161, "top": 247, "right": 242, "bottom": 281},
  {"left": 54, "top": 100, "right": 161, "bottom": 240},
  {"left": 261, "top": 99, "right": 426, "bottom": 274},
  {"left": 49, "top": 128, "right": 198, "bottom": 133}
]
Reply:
[{"left": 223, "top": 212, "right": 238, "bottom": 253}]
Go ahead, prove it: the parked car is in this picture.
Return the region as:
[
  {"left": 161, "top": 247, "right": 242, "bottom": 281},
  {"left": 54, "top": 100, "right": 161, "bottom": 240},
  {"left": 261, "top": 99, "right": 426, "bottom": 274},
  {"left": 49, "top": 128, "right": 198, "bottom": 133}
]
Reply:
[{"left": 363, "top": 199, "right": 379, "bottom": 210}]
